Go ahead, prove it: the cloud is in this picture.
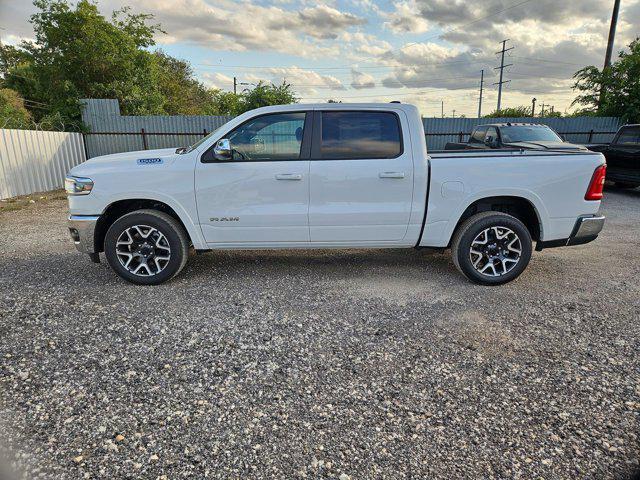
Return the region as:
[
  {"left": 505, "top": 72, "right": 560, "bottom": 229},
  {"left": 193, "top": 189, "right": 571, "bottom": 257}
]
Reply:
[
  {"left": 201, "top": 72, "right": 235, "bottom": 89},
  {"left": 199, "top": 66, "right": 346, "bottom": 96},
  {"left": 350, "top": 69, "right": 376, "bottom": 89},
  {"left": 383, "top": 1, "right": 430, "bottom": 34},
  {"left": 146, "top": 0, "right": 365, "bottom": 57},
  {"left": 297, "top": 5, "right": 366, "bottom": 39},
  {"left": 0, "top": 0, "right": 366, "bottom": 59}
]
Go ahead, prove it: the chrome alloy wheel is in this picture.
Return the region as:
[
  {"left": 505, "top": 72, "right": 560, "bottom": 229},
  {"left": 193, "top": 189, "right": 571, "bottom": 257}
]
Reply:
[
  {"left": 469, "top": 226, "right": 522, "bottom": 277},
  {"left": 115, "top": 225, "right": 171, "bottom": 276}
]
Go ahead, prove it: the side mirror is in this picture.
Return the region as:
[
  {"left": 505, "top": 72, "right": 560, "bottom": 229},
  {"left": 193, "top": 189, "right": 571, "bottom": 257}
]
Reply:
[
  {"left": 214, "top": 138, "right": 232, "bottom": 161},
  {"left": 484, "top": 136, "right": 494, "bottom": 147}
]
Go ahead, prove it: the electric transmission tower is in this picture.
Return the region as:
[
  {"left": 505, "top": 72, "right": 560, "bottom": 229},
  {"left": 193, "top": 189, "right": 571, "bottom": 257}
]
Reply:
[{"left": 493, "top": 40, "right": 514, "bottom": 111}]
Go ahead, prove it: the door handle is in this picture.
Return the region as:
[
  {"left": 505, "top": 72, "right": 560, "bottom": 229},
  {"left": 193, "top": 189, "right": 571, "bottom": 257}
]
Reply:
[
  {"left": 379, "top": 172, "right": 405, "bottom": 179},
  {"left": 275, "top": 173, "right": 303, "bottom": 181}
]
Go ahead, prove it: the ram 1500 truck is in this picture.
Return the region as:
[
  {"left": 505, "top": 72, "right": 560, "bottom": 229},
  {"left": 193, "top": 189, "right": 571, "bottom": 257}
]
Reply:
[{"left": 66, "top": 103, "right": 606, "bottom": 286}]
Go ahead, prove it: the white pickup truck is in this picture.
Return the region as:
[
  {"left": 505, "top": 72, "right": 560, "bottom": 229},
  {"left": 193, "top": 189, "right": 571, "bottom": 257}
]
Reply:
[{"left": 66, "top": 103, "right": 606, "bottom": 286}]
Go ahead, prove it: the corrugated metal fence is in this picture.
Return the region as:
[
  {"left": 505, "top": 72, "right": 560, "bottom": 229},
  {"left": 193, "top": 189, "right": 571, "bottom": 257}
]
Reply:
[
  {"left": 0, "top": 129, "right": 86, "bottom": 199},
  {"left": 81, "top": 99, "right": 622, "bottom": 157},
  {"left": 82, "top": 99, "right": 233, "bottom": 158}
]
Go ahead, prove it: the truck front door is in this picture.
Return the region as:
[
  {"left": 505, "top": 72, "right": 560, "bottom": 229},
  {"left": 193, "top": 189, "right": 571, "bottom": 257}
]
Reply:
[
  {"left": 308, "top": 110, "right": 414, "bottom": 243},
  {"left": 195, "top": 111, "right": 311, "bottom": 245}
]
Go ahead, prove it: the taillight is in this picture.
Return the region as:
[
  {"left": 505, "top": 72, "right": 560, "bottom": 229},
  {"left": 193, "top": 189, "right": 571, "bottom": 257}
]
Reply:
[{"left": 585, "top": 164, "right": 606, "bottom": 200}]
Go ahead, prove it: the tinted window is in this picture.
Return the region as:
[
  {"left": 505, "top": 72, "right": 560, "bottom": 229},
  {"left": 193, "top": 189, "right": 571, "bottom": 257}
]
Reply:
[
  {"left": 320, "top": 111, "right": 402, "bottom": 159},
  {"left": 500, "top": 126, "right": 562, "bottom": 143},
  {"left": 614, "top": 127, "right": 640, "bottom": 146},
  {"left": 227, "top": 112, "right": 306, "bottom": 160},
  {"left": 470, "top": 126, "right": 488, "bottom": 144}
]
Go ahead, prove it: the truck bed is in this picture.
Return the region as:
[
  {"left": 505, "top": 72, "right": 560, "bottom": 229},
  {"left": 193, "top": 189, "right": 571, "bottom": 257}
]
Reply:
[{"left": 420, "top": 149, "right": 605, "bottom": 247}]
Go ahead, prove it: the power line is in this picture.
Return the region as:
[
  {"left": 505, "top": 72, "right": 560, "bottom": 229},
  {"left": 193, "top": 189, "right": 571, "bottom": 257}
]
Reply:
[{"left": 196, "top": 58, "right": 495, "bottom": 72}]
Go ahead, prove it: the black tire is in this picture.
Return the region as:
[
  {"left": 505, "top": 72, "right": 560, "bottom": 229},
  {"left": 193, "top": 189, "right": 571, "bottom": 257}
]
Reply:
[
  {"left": 451, "top": 211, "right": 532, "bottom": 286},
  {"left": 613, "top": 181, "right": 640, "bottom": 189},
  {"left": 104, "top": 209, "right": 189, "bottom": 285}
]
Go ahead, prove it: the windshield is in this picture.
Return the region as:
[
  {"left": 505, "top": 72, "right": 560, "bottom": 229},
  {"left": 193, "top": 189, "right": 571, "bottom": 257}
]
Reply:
[
  {"left": 500, "top": 126, "right": 562, "bottom": 143},
  {"left": 183, "top": 125, "right": 225, "bottom": 153}
]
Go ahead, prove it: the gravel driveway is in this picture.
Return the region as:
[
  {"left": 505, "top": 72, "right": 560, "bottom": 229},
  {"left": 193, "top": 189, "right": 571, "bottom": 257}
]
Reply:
[{"left": 0, "top": 188, "right": 639, "bottom": 479}]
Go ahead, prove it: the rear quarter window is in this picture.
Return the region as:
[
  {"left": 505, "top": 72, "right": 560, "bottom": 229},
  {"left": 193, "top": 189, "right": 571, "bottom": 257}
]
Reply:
[{"left": 319, "top": 111, "right": 402, "bottom": 159}]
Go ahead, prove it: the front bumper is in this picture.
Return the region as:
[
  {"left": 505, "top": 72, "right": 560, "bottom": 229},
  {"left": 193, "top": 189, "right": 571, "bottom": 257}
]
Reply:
[
  {"left": 536, "top": 215, "right": 605, "bottom": 250},
  {"left": 68, "top": 215, "right": 100, "bottom": 254}
]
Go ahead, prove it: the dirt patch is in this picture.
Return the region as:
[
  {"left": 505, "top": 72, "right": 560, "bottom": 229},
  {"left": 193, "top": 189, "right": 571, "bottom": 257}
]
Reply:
[
  {"left": 447, "top": 310, "right": 518, "bottom": 358},
  {"left": 0, "top": 189, "right": 66, "bottom": 215}
]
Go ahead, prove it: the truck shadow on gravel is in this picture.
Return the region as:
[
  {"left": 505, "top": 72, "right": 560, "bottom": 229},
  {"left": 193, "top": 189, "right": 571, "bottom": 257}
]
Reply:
[{"left": 182, "top": 248, "right": 460, "bottom": 284}]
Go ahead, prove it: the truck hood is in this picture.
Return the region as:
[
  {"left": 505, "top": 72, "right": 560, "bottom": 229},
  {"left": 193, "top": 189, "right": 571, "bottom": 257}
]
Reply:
[
  {"left": 503, "top": 141, "right": 588, "bottom": 151},
  {"left": 69, "top": 148, "right": 180, "bottom": 176}
]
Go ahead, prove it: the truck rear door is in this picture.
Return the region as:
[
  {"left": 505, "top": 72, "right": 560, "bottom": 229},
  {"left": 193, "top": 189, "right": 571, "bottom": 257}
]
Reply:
[
  {"left": 308, "top": 110, "right": 414, "bottom": 243},
  {"left": 606, "top": 126, "right": 640, "bottom": 180}
]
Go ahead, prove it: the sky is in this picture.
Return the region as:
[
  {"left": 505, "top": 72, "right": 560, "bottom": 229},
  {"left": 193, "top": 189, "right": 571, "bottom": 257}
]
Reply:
[{"left": 1, "top": 0, "right": 639, "bottom": 117}]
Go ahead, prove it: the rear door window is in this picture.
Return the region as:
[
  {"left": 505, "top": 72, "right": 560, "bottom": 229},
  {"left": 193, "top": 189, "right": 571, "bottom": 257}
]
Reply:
[{"left": 319, "top": 111, "right": 402, "bottom": 159}]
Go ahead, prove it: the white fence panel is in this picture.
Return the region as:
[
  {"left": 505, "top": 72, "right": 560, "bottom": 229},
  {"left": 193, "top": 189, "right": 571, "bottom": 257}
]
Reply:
[{"left": 0, "top": 129, "right": 86, "bottom": 199}]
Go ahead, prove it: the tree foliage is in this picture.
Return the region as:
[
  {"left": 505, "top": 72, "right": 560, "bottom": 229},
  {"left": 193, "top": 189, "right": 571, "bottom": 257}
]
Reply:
[
  {"left": 572, "top": 38, "right": 640, "bottom": 123},
  {"left": 0, "top": 88, "right": 33, "bottom": 129},
  {"left": 0, "top": 0, "right": 299, "bottom": 130},
  {"left": 484, "top": 106, "right": 532, "bottom": 118}
]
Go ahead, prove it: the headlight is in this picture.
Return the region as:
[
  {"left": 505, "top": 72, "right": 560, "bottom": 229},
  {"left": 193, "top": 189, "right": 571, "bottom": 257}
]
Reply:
[{"left": 65, "top": 176, "right": 94, "bottom": 195}]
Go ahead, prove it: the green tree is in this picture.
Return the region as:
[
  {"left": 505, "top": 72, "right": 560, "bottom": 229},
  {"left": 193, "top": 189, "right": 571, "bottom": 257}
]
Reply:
[
  {"left": 203, "top": 82, "right": 299, "bottom": 115},
  {"left": 204, "top": 90, "right": 243, "bottom": 116},
  {"left": 241, "top": 82, "right": 298, "bottom": 112},
  {"left": 2, "top": 0, "right": 165, "bottom": 129},
  {"left": 572, "top": 38, "right": 640, "bottom": 123},
  {"left": 0, "top": 1, "right": 300, "bottom": 130},
  {"left": 152, "top": 51, "right": 217, "bottom": 115},
  {"left": 0, "top": 88, "right": 33, "bottom": 129},
  {"left": 484, "top": 106, "right": 532, "bottom": 118}
]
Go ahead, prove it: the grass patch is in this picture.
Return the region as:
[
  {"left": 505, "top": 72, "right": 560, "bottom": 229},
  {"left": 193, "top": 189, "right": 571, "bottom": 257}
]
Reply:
[{"left": 0, "top": 189, "right": 67, "bottom": 215}]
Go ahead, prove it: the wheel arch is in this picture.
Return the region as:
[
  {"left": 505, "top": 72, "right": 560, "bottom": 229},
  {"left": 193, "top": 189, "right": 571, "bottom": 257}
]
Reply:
[
  {"left": 448, "top": 195, "right": 543, "bottom": 247},
  {"left": 94, "top": 198, "right": 200, "bottom": 253}
]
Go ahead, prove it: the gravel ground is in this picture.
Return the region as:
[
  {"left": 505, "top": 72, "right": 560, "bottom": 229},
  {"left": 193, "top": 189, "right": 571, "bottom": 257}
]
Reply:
[{"left": 0, "top": 188, "right": 639, "bottom": 479}]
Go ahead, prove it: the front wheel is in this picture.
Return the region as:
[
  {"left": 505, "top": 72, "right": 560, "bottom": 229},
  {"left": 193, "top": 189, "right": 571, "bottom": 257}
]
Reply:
[
  {"left": 451, "top": 212, "right": 532, "bottom": 286},
  {"left": 104, "top": 209, "right": 189, "bottom": 285}
]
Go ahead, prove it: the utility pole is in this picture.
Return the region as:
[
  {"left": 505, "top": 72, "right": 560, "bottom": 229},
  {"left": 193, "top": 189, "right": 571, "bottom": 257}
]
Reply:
[
  {"left": 601, "top": 0, "right": 622, "bottom": 106},
  {"left": 493, "top": 39, "right": 514, "bottom": 112},
  {"left": 550, "top": 105, "right": 555, "bottom": 115},
  {"left": 441, "top": 100, "right": 444, "bottom": 118},
  {"left": 603, "top": 0, "right": 622, "bottom": 69},
  {"left": 452, "top": 109, "right": 456, "bottom": 118},
  {"left": 540, "top": 103, "right": 546, "bottom": 117},
  {"left": 478, "top": 70, "right": 485, "bottom": 118},
  {"left": 233, "top": 76, "right": 237, "bottom": 94},
  {"left": 531, "top": 98, "right": 537, "bottom": 117}
]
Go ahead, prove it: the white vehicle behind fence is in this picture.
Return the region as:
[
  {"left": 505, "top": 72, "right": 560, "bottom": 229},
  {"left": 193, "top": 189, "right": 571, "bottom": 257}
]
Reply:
[{"left": 66, "top": 103, "right": 606, "bottom": 285}]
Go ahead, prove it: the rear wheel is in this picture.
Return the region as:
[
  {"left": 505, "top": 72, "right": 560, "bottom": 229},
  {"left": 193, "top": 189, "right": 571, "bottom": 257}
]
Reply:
[
  {"left": 451, "top": 212, "right": 532, "bottom": 286},
  {"left": 104, "top": 209, "right": 189, "bottom": 285}
]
